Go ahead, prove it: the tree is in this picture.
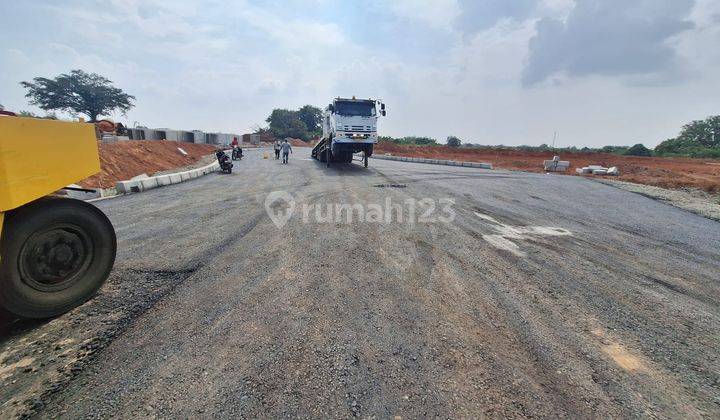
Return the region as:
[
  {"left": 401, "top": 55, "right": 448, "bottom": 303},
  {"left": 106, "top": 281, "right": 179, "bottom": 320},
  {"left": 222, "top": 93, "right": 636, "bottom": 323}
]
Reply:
[
  {"left": 624, "top": 143, "right": 652, "bottom": 157},
  {"left": 297, "top": 105, "right": 322, "bottom": 134},
  {"left": 676, "top": 116, "right": 720, "bottom": 147},
  {"left": 20, "top": 69, "right": 135, "bottom": 122},
  {"left": 447, "top": 136, "right": 462, "bottom": 147},
  {"left": 266, "top": 109, "right": 309, "bottom": 140}
]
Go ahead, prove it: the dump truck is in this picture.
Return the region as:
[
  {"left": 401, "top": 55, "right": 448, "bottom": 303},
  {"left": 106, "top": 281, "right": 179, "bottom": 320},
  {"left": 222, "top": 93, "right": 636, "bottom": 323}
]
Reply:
[
  {"left": 312, "top": 97, "right": 386, "bottom": 167},
  {"left": 0, "top": 113, "right": 116, "bottom": 318}
]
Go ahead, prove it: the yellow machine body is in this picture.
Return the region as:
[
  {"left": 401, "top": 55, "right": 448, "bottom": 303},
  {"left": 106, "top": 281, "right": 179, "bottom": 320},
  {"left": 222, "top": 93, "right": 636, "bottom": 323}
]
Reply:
[{"left": 0, "top": 116, "right": 100, "bottom": 212}]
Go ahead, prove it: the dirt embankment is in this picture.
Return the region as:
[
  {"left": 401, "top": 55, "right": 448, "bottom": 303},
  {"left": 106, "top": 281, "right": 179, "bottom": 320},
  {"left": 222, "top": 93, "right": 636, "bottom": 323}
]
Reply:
[
  {"left": 79, "top": 140, "right": 218, "bottom": 189},
  {"left": 374, "top": 142, "right": 720, "bottom": 193}
]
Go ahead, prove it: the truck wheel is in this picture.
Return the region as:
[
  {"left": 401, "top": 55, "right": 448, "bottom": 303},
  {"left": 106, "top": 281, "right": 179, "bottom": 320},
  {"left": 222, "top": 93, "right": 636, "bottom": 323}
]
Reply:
[
  {"left": 326, "top": 150, "right": 332, "bottom": 168},
  {"left": 0, "top": 197, "right": 116, "bottom": 318},
  {"left": 364, "top": 152, "right": 369, "bottom": 168}
]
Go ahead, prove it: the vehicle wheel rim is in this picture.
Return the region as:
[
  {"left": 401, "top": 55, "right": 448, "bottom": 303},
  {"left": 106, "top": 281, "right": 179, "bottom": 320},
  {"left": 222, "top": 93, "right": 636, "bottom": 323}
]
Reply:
[{"left": 18, "top": 223, "right": 94, "bottom": 292}]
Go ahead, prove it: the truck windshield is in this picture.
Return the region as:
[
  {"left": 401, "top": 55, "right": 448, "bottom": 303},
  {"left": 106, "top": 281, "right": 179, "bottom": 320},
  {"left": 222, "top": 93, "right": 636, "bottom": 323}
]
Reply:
[{"left": 334, "top": 101, "right": 376, "bottom": 117}]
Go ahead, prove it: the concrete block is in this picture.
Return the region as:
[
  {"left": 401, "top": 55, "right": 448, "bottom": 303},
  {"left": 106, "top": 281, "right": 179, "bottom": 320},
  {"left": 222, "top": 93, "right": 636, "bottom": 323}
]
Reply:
[
  {"left": 592, "top": 169, "right": 608, "bottom": 175},
  {"left": 587, "top": 165, "right": 606, "bottom": 170},
  {"left": 140, "top": 177, "right": 158, "bottom": 190},
  {"left": 64, "top": 184, "right": 101, "bottom": 200},
  {"left": 169, "top": 173, "right": 182, "bottom": 184},
  {"left": 116, "top": 180, "right": 142, "bottom": 194},
  {"left": 156, "top": 175, "right": 172, "bottom": 186},
  {"left": 462, "top": 161, "right": 473, "bottom": 167},
  {"left": 607, "top": 166, "right": 619, "bottom": 176},
  {"left": 130, "top": 173, "right": 149, "bottom": 181},
  {"left": 180, "top": 171, "right": 191, "bottom": 181}
]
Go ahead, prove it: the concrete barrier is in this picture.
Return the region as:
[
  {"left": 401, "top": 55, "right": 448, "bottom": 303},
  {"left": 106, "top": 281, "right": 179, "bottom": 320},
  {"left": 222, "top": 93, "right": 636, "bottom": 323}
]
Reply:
[
  {"left": 140, "top": 177, "right": 159, "bottom": 190},
  {"left": 156, "top": 174, "right": 172, "bottom": 186},
  {"left": 115, "top": 160, "right": 220, "bottom": 195},
  {"left": 370, "top": 154, "right": 493, "bottom": 169},
  {"left": 116, "top": 180, "right": 141, "bottom": 194}
]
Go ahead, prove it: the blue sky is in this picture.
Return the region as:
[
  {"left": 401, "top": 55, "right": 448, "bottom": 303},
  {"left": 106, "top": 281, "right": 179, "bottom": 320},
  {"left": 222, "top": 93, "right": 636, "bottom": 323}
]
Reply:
[{"left": 1, "top": 0, "right": 719, "bottom": 147}]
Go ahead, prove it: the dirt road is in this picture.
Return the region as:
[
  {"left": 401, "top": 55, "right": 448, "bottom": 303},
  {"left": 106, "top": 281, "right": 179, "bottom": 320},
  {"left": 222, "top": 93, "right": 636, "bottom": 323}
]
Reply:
[{"left": 2, "top": 148, "right": 719, "bottom": 418}]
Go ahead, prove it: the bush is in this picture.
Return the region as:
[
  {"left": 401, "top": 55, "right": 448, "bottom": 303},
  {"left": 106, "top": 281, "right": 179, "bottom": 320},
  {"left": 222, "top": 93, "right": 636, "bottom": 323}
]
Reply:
[
  {"left": 655, "top": 137, "right": 720, "bottom": 158},
  {"left": 624, "top": 143, "right": 652, "bottom": 156},
  {"left": 446, "top": 136, "right": 461, "bottom": 147}
]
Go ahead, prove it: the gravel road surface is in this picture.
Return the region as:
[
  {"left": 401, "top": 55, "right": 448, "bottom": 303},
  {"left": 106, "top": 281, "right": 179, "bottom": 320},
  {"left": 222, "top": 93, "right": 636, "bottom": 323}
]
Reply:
[{"left": 1, "top": 148, "right": 719, "bottom": 418}]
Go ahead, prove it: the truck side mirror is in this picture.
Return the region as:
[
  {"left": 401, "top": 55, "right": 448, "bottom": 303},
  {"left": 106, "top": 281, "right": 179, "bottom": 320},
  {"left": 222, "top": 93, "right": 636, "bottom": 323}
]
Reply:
[
  {"left": 381, "top": 103, "right": 385, "bottom": 110},
  {"left": 381, "top": 110, "right": 386, "bottom": 116}
]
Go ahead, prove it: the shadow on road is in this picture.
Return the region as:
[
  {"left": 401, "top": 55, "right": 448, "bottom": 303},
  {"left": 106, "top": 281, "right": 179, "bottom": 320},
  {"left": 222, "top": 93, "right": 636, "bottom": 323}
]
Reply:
[
  {"left": 311, "top": 159, "right": 375, "bottom": 176},
  {"left": 0, "top": 309, "right": 50, "bottom": 344}
]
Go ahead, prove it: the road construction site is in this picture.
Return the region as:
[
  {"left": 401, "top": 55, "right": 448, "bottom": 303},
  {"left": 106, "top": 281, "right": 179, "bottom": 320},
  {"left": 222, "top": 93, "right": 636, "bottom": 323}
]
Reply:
[
  {"left": 1, "top": 148, "right": 719, "bottom": 418},
  {"left": 375, "top": 142, "right": 720, "bottom": 193}
]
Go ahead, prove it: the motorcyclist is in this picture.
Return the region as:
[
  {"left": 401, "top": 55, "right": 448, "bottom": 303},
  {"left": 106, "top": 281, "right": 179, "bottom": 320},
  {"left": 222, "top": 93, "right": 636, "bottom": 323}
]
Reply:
[
  {"left": 216, "top": 149, "right": 229, "bottom": 164},
  {"left": 234, "top": 145, "right": 243, "bottom": 159}
]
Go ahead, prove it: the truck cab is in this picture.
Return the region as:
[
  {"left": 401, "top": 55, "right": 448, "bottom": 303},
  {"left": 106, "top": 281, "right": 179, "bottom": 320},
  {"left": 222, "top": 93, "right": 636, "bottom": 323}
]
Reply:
[{"left": 313, "top": 97, "right": 385, "bottom": 167}]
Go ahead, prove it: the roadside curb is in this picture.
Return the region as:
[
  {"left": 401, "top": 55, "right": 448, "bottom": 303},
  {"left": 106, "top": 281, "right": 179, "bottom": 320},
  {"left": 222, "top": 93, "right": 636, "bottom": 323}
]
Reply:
[
  {"left": 115, "top": 159, "right": 221, "bottom": 194},
  {"left": 371, "top": 154, "right": 493, "bottom": 169}
]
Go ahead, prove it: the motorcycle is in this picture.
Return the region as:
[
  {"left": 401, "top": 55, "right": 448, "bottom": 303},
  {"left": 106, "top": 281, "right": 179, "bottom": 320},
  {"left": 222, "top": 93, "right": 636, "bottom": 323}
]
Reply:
[
  {"left": 231, "top": 146, "right": 243, "bottom": 161},
  {"left": 216, "top": 150, "right": 233, "bottom": 174}
]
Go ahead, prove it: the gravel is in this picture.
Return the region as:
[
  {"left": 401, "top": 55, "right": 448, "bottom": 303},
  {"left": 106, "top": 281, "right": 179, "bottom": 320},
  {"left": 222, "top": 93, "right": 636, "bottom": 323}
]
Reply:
[
  {"left": 596, "top": 179, "right": 720, "bottom": 221},
  {"left": 2, "top": 150, "right": 718, "bottom": 418}
]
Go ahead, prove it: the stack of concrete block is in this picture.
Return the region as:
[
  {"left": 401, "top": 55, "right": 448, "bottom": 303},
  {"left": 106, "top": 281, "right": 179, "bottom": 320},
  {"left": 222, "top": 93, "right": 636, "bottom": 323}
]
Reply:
[
  {"left": 101, "top": 134, "right": 130, "bottom": 143},
  {"left": 575, "top": 165, "right": 620, "bottom": 176},
  {"left": 543, "top": 156, "right": 570, "bottom": 172},
  {"left": 192, "top": 131, "right": 206, "bottom": 143}
]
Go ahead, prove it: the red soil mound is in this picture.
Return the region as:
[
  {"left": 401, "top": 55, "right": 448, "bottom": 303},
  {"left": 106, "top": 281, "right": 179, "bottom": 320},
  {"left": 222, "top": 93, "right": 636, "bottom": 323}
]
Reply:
[
  {"left": 374, "top": 141, "right": 720, "bottom": 193},
  {"left": 79, "top": 140, "right": 217, "bottom": 189}
]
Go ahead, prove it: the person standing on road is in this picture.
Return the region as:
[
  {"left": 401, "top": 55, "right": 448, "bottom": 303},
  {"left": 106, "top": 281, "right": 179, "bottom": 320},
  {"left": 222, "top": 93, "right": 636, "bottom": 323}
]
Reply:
[
  {"left": 274, "top": 140, "right": 281, "bottom": 160},
  {"left": 281, "top": 139, "right": 292, "bottom": 164}
]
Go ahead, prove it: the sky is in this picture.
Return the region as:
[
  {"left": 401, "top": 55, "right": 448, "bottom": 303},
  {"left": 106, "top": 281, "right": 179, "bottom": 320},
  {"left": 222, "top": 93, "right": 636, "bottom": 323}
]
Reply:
[{"left": 1, "top": 0, "right": 719, "bottom": 147}]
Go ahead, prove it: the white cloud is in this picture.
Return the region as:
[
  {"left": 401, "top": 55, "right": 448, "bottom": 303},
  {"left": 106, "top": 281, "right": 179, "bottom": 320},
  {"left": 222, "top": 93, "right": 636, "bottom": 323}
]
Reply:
[
  {"left": 1, "top": 0, "right": 719, "bottom": 147},
  {"left": 387, "top": 0, "right": 460, "bottom": 30}
]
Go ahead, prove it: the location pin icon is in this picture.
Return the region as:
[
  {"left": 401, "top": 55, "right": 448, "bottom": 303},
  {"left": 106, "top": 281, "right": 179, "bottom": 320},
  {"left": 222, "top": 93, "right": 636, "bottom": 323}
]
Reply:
[{"left": 264, "top": 191, "right": 296, "bottom": 228}]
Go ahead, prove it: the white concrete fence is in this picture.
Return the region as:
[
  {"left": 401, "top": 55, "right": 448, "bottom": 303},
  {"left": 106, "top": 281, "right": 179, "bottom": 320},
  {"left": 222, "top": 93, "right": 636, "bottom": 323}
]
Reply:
[
  {"left": 371, "top": 154, "right": 493, "bottom": 169},
  {"left": 116, "top": 160, "right": 221, "bottom": 194}
]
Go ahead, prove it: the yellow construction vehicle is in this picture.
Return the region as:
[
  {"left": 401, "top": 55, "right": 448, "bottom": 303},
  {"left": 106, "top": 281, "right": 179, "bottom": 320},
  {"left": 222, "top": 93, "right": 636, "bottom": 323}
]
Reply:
[{"left": 0, "top": 114, "right": 116, "bottom": 318}]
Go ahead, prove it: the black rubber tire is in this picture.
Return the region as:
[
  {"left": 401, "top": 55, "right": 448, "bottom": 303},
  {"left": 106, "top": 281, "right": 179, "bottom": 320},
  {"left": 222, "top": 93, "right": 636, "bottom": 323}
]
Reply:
[
  {"left": 0, "top": 197, "right": 116, "bottom": 318},
  {"left": 364, "top": 153, "right": 368, "bottom": 168}
]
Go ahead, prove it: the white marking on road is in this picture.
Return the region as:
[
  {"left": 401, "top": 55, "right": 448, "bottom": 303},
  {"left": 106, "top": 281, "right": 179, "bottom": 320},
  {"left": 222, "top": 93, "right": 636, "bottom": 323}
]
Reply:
[
  {"left": 474, "top": 212, "right": 572, "bottom": 257},
  {"left": 483, "top": 234, "right": 527, "bottom": 257}
]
